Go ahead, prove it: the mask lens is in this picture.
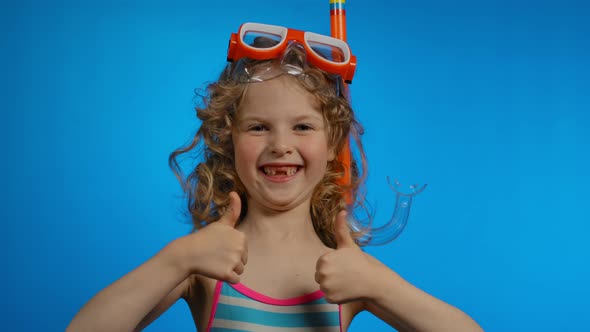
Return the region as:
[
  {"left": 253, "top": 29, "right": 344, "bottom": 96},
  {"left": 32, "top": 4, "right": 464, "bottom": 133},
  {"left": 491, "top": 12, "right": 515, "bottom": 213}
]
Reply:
[
  {"left": 242, "top": 30, "right": 282, "bottom": 48},
  {"left": 307, "top": 41, "right": 346, "bottom": 63}
]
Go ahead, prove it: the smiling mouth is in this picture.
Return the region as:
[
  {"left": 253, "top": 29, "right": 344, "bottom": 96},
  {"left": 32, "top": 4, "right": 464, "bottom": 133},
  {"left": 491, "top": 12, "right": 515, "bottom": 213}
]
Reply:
[{"left": 260, "top": 166, "right": 301, "bottom": 176}]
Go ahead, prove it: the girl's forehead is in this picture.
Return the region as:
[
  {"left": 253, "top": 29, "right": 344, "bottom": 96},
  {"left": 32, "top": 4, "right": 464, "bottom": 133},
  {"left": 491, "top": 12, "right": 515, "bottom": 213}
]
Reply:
[{"left": 237, "top": 76, "right": 322, "bottom": 118}]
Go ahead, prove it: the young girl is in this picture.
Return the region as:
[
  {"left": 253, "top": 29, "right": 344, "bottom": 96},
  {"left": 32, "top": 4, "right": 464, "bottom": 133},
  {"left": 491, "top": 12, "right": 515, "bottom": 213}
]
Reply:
[{"left": 67, "top": 23, "right": 483, "bottom": 332}]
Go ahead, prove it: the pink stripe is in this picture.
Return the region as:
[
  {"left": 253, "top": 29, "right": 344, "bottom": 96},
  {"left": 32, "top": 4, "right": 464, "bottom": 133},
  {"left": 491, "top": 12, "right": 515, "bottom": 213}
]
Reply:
[
  {"left": 229, "top": 283, "right": 325, "bottom": 306},
  {"left": 205, "top": 281, "right": 223, "bottom": 332}
]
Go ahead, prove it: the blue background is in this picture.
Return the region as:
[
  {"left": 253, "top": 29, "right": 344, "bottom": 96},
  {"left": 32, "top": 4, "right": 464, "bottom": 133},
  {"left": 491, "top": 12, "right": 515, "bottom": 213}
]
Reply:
[{"left": 2, "top": 0, "right": 589, "bottom": 331}]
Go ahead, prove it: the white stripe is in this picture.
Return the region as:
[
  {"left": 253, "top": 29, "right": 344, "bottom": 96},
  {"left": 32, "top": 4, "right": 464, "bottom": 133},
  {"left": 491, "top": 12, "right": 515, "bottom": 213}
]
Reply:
[
  {"left": 212, "top": 319, "right": 340, "bottom": 332},
  {"left": 218, "top": 295, "right": 338, "bottom": 314}
]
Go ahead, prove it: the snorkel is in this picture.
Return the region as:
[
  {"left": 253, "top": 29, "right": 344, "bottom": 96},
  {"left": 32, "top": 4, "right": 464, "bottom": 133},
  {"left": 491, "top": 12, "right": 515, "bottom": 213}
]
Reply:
[
  {"left": 330, "top": 0, "right": 353, "bottom": 204},
  {"left": 329, "top": 0, "right": 427, "bottom": 245}
]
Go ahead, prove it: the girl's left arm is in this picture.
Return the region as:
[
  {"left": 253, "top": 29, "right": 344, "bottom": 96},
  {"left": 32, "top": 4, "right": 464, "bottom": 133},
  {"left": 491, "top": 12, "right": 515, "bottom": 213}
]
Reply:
[
  {"left": 360, "top": 254, "right": 483, "bottom": 332},
  {"left": 316, "top": 212, "right": 483, "bottom": 332}
]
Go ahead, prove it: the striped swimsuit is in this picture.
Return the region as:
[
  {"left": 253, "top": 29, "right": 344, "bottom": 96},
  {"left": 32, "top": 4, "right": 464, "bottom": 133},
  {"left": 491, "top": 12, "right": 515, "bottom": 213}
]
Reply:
[{"left": 206, "top": 281, "right": 341, "bottom": 332}]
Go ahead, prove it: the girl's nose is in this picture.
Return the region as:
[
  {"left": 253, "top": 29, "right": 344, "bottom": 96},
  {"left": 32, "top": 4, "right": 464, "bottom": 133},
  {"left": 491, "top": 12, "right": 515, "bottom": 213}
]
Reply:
[{"left": 269, "top": 132, "right": 293, "bottom": 155}]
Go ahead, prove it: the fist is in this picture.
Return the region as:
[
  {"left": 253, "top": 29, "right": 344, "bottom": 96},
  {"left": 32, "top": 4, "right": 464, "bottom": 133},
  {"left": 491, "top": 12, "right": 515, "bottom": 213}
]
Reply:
[
  {"left": 174, "top": 192, "right": 247, "bottom": 284},
  {"left": 315, "top": 211, "right": 381, "bottom": 304}
]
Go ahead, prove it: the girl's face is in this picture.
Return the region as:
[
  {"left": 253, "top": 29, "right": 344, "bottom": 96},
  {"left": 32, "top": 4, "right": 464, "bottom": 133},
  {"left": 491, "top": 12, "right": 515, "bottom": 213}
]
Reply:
[{"left": 232, "top": 75, "right": 335, "bottom": 212}]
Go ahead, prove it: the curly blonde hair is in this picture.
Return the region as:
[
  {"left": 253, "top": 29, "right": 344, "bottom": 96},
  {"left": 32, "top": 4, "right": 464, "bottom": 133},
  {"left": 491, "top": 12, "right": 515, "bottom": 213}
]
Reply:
[{"left": 169, "top": 55, "right": 370, "bottom": 248}]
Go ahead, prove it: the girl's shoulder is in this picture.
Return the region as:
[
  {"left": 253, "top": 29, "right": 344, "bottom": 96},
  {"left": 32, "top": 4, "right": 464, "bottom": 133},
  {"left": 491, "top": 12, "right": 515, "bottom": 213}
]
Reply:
[
  {"left": 186, "top": 274, "right": 218, "bottom": 301},
  {"left": 184, "top": 274, "right": 219, "bottom": 331}
]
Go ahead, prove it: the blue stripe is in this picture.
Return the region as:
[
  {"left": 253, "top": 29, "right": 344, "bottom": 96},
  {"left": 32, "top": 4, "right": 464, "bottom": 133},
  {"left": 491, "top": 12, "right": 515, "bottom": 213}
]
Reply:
[
  {"left": 222, "top": 284, "right": 330, "bottom": 305},
  {"left": 210, "top": 328, "right": 250, "bottom": 332},
  {"left": 214, "top": 303, "right": 340, "bottom": 327},
  {"left": 330, "top": 3, "right": 345, "bottom": 10},
  {"left": 309, "top": 297, "right": 331, "bottom": 305},
  {"left": 221, "top": 285, "right": 251, "bottom": 299}
]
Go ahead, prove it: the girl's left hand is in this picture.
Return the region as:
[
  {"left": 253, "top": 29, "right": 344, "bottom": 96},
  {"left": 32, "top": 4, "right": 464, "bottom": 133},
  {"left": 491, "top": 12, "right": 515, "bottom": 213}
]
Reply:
[{"left": 315, "top": 211, "right": 390, "bottom": 304}]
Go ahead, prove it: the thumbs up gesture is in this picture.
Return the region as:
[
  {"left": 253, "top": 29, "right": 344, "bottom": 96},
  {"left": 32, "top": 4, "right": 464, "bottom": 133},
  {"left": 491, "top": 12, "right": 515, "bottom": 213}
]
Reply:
[
  {"left": 172, "top": 192, "right": 247, "bottom": 284},
  {"left": 315, "top": 211, "right": 386, "bottom": 304}
]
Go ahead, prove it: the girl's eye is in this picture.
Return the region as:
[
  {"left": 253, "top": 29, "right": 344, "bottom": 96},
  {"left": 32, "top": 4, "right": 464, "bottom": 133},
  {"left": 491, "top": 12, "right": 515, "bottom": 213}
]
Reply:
[
  {"left": 248, "top": 124, "right": 267, "bottom": 131},
  {"left": 294, "top": 124, "right": 313, "bottom": 131}
]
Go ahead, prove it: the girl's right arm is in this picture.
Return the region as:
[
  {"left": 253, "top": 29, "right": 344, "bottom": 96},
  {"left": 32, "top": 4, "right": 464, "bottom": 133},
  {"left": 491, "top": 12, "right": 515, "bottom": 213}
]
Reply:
[
  {"left": 66, "top": 192, "right": 246, "bottom": 332},
  {"left": 66, "top": 242, "right": 191, "bottom": 332}
]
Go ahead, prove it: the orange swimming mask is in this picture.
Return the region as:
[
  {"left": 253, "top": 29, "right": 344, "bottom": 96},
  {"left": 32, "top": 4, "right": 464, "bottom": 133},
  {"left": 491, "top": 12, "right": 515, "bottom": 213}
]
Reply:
[{"left": 227, "top": 22, "right": 357, "bottom": 84}]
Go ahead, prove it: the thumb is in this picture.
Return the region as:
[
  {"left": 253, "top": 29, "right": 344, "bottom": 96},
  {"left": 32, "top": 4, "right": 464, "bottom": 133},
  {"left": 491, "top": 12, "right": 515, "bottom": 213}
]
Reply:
[
  {"left": 219, "top": 191, "right": 241, "bottom": 227},
  {"left": 334, "top": 211, "right": 356, "bottom": 249}
]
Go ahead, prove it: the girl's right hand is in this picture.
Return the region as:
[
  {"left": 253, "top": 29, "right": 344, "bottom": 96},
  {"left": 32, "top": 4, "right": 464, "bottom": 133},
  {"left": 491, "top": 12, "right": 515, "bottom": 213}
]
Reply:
[{"left": 170, "top": 191, "right": 247, "bottom": 284}]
